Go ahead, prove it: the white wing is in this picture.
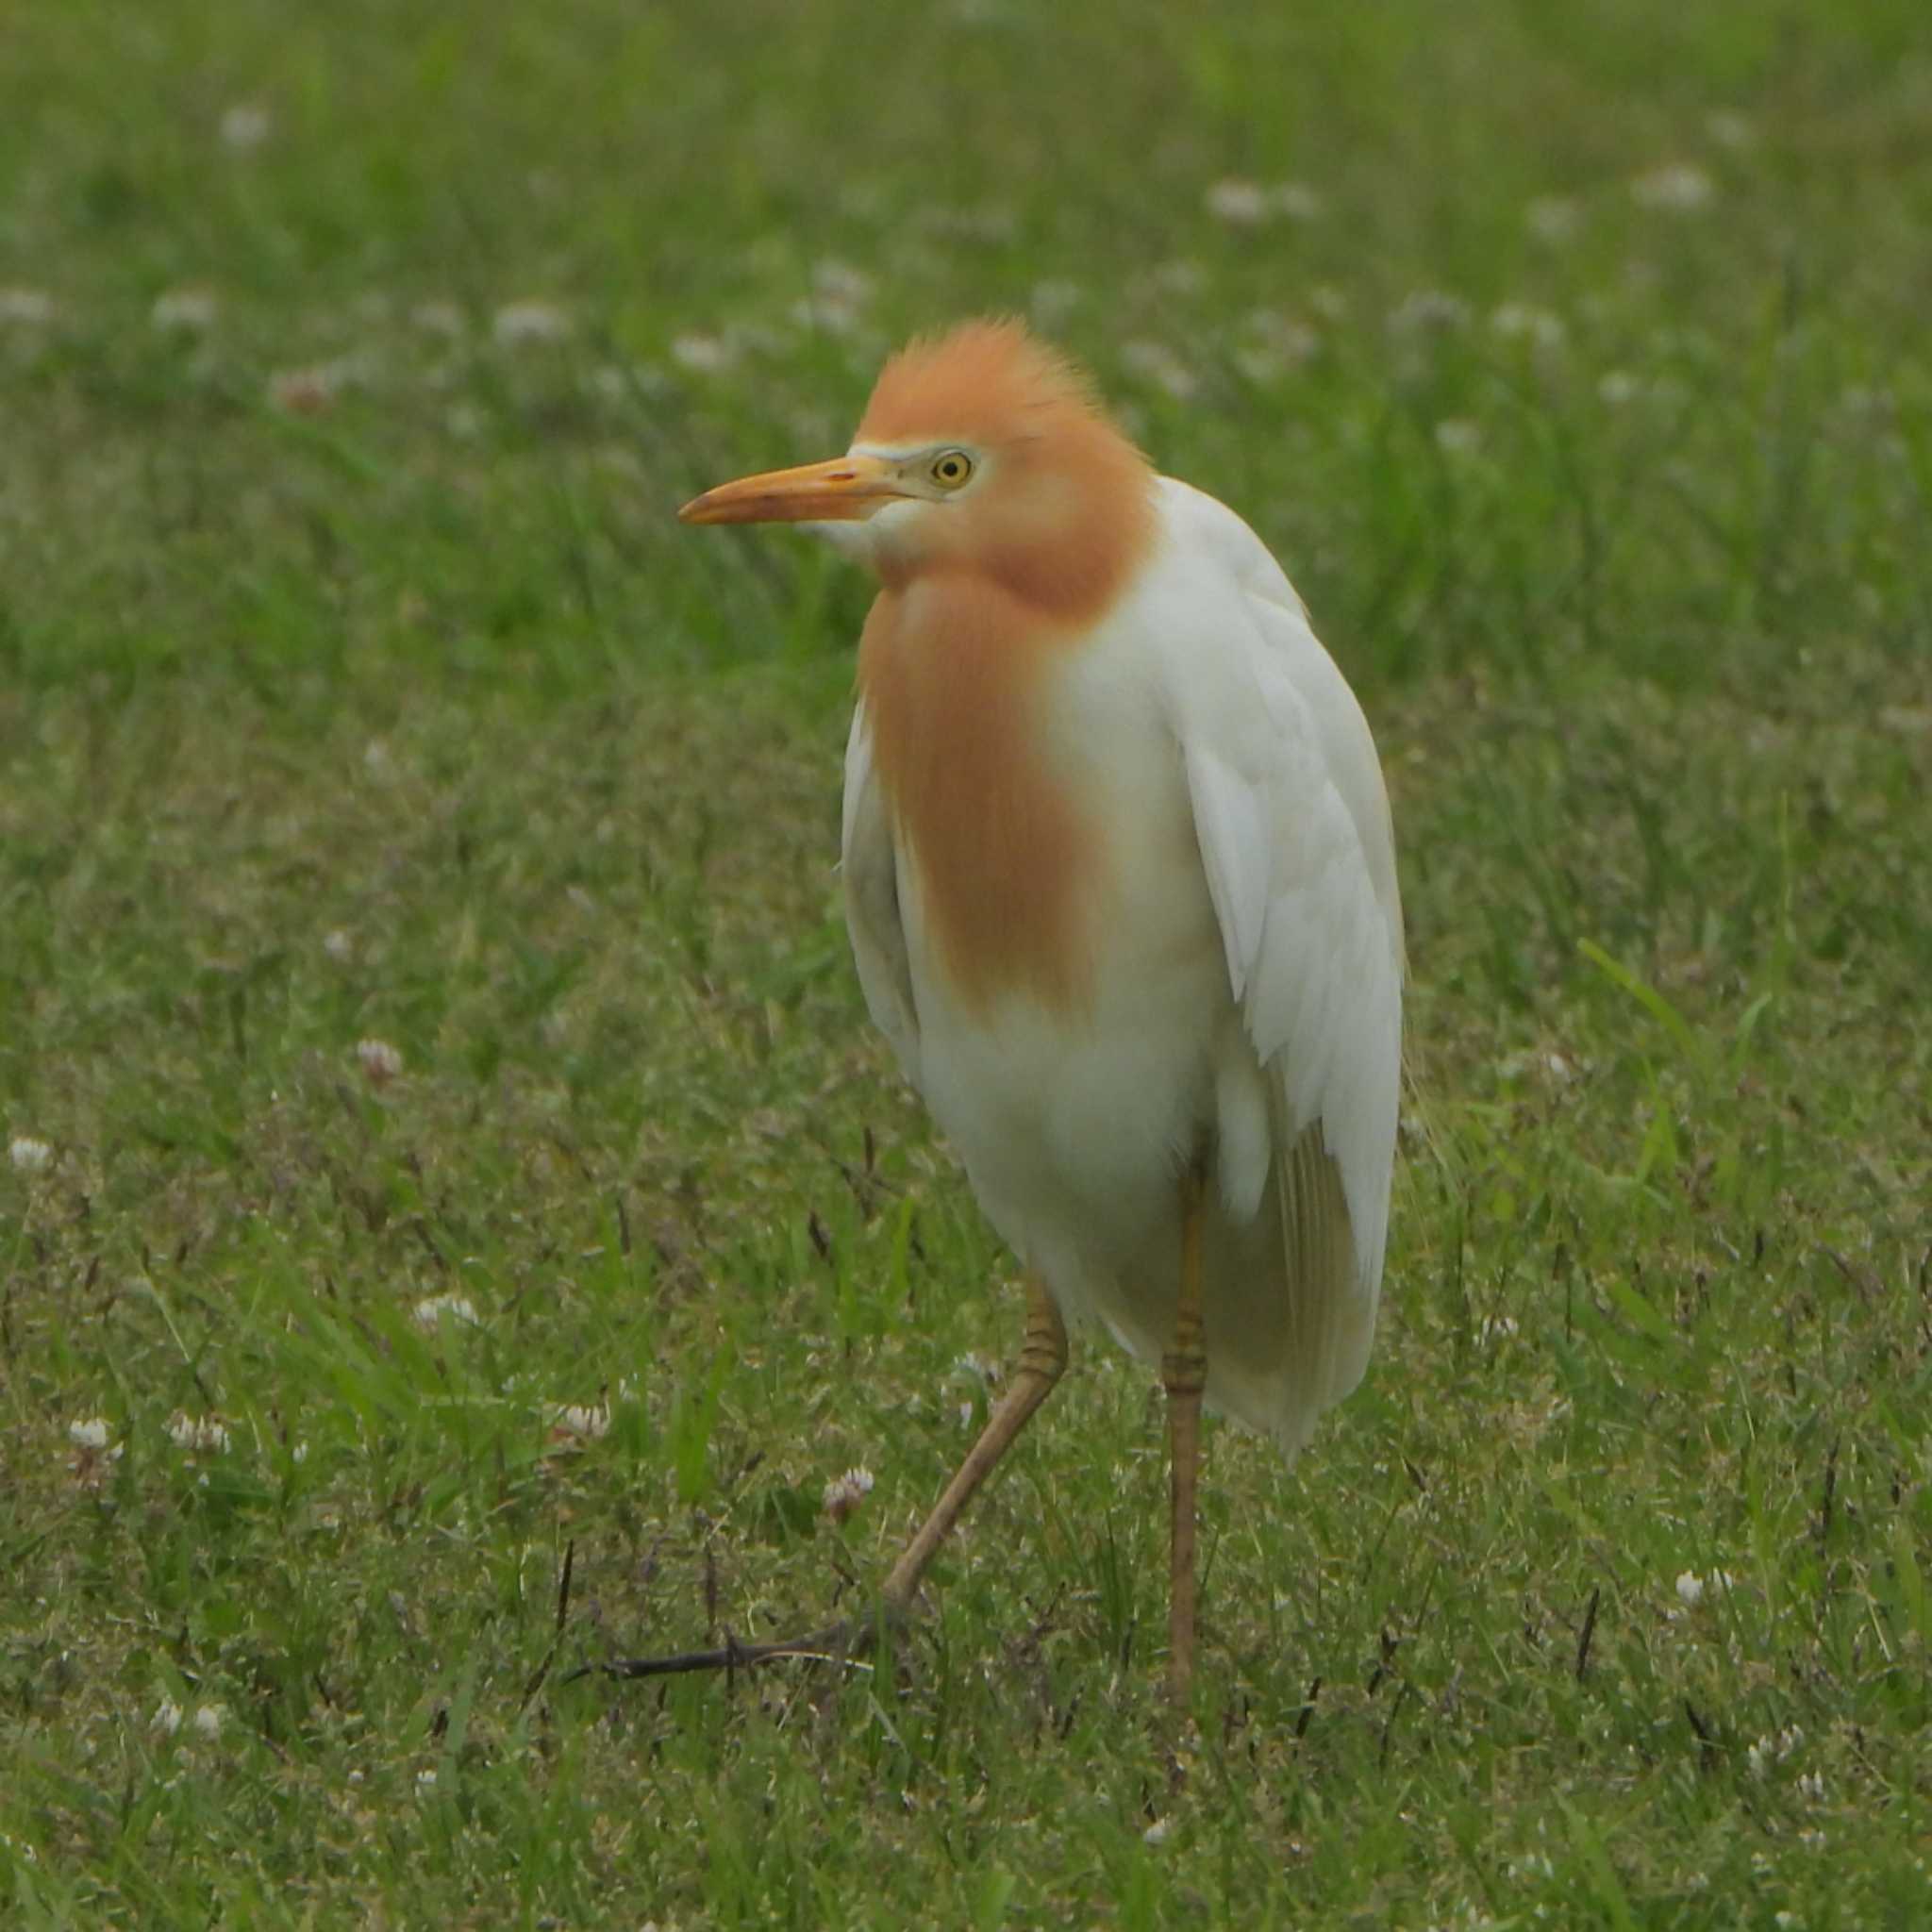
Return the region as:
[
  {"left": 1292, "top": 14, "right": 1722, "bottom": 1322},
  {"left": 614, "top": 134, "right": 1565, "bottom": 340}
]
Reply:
[
  {"left": 840, "top": 703, "right": 920, "bottom": 1079},
  {"left": 1156, "top": 478, "right": 1405, "bottom": 1432}
]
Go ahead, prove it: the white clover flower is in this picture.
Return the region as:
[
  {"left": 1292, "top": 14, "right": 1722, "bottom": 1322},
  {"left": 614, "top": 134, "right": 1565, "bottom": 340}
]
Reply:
[
  {"left": 1675, "top": 1571, "right": 1705, "bottom": 1607},
  {"left": 788, "top": 286, "right": 867, "bottom": 337},
  {"left": 1632, "top": 164, "right": 1715, "bottom": 211},
  {"left": 1142, "top": 1816, "right": 1174, "bottom": 1845},
  {"left": 1837, "top": 384, "right": 1894, "bottom": 422},
  {"left": 913, "top": 202, "right": 1018, "bottom": 245},
  {"left": 153, "top": 1698, "right": 184, "bottom": 1735},
  {"left": 410, "top": 299, "right": 465, "bottom": 336},
  {"left": 1747, "top": 1735, "right": 1774, "bottom": 1777},
  {"left": 1030, "top": 278, "right": 1082, "bottom": 326},
  {"left": 1491, "top": 304, "right": 1566, "bottom": 351},
  {"left": 266, "top": 363, "right": 343, "bottom": 414},
  {"left": 9, "top": 1136, "right": 53, "bottom": 1174},
  {"left": 1235, "top": 310, "right": 1320, "bottom": 385},
  {"left": 0, "top": 288, "right": 58, "bottom": 325},
  {"left": 811, "top": 259, "right": 873, "bottom": 308},
  {"left": 1143, "top": 258, "right": 1206, "bottom": 299},
  {"left": 356, "top": 1037, "right": 404, "bottom": 1085},
  {"left": 1524, "top": 196, "right": 1581, "bottom": 244},
  {"left": 1205, "top": 178, "right": 1271, "bottom": 225},
  {"left": 552, "top": 1402, "right": 610, "bottom": 1441},
  {"left": 322, "top": 928, "right": 355, "bottom": 963},
  {"left": 1120, "top": 341, "right": 1198, "bottom": 402},
  {"left": 165, "top": 1413, "right": 231, "bottom": 1454},
  {"left": 822, "top": 1465, "right": 875, "bottom": 1523},
  {"left": 1390, "top": 289, "right": 1472, "bottom": 336},
  {"left": 1232, "top": 346, "right": 1296, "bottom": 387},
  {"left": 492, "top": 301, "right": 571, "bottom": 346},
  {"left": 192, "top": 1704, "right": 223, "bottom": 1739},
  {"left": 1206, "top": 179, "right": 1324, "bottom": 226},
  {"left": 1798, "top": 1771, "right": 1825, "bottom": 1802},
  {"left": 412, "top": 1293, "right": 478, "bottom": 1330},
  {"left": 152, "top": 288, "right": 219, "bottom": 332},
  {"left": 220, "top": 103, "right": 272, "bottom": 151},
  {"left": 1243, "top": 308, "right": 1321, "bottom": 355},
  {"left": 1273, "top": 182, "right": 1325, "bottom": 222},
  {"left": 669, "top": 332, "right": 735, "bottom": 374},
  {"left": 68, "top": 1418, "right": 111, "bottom": 1451},
  {"left": 415, "top": 1768, "right": 438, "bottom": 1792}
]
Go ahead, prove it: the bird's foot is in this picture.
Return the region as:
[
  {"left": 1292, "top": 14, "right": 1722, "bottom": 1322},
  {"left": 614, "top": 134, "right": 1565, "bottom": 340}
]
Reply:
[{"left": 566, "top": 1601, "right": 912, "bottom": 1685}]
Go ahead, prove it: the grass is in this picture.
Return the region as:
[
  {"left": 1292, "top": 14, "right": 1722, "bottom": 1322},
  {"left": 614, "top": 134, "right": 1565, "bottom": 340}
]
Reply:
[{"left": 3, "top": 0, "right": 1930, "bottom": 1924}]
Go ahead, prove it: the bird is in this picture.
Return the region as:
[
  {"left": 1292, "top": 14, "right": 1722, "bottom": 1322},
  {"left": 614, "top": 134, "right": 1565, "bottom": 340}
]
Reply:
[{"left": 672, "top": 318, "right": 1402, "bottom": 1699}]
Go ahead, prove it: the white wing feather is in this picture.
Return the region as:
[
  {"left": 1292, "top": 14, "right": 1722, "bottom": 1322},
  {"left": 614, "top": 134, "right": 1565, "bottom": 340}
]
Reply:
[
  {"left": 1157, "top": 479, "right": 1405, "bottom": 1436},
  {"left": 840, "top": 704, "right": 921, "bottom": 1080}
]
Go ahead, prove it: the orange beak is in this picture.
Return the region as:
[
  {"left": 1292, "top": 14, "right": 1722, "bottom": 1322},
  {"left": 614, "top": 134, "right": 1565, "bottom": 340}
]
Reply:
[{"left": 679, "top": 453, "right": 907, "bottom": 525}]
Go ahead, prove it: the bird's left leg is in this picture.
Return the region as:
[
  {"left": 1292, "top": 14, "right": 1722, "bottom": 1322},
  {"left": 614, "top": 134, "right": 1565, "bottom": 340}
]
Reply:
[
  {"left": 574, "top": 1277, "right": 1066, "bottom": 1683},
  {"left": 1163, "top": 1162, "right": 1208, "bottom": 1701},
  {"left": 879, "top": 1274, "right": 1068, "bottom": 1608}
]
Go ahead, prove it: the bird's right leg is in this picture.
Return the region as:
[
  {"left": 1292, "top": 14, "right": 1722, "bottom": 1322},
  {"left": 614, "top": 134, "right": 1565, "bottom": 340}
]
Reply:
[
  {"left": 576, "top": 1276, "right": 1067, "bottom": 1682},
  {"left": 1163, "top": 1163, "right": 1208, "bottom": 1702}
]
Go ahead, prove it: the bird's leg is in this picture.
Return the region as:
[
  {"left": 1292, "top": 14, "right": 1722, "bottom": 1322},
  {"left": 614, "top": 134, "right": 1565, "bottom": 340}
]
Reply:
[
  {"left": 574, "top": 1277, "right": 1066, "bottom": 1684},
  {"left": 1163, "top": 1162, "right": 1208, "bottom": 1701},
  {"left": 880, "top": 1275, "right": 1068, "bottom": 1607}
]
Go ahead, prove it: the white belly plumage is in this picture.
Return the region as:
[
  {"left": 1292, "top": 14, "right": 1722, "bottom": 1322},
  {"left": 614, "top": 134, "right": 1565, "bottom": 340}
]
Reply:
[
  {"left": 891, "top": 752, "right": 1357, "bottom": 1454},
  {"left": 903, "top": 829, "right": 1226, "bottom": 1297}
]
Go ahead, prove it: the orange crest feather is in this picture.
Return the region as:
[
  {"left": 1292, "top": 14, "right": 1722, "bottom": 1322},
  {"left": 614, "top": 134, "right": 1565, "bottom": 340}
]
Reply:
[{"left": 858, "top": 318, "right": 1114, "bottom": 451}]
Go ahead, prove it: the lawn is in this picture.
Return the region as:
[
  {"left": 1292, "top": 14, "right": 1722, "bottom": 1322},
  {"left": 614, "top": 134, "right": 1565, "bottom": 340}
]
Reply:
[{"left": 3, "top": 1, "right": 1930, "bottom": 1924}]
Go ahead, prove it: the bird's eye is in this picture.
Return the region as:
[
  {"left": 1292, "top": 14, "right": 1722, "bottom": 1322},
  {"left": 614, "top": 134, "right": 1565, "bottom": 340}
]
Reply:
[{"left": 929, "top": 450, "right": 974, "bottom": 490}]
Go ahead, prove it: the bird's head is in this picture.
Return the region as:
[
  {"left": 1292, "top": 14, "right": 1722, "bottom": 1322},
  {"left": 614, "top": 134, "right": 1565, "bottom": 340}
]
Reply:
[{"left": 680, "top": 318, "right": 1156, "bottom": 621}]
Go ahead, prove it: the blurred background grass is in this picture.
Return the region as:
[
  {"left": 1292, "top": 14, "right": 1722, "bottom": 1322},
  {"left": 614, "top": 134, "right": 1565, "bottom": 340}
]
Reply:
[
  {"left": 3, "top": 3, "right": 1930, "bottom": 1926},
  {"left": 6, "top": 0, "right": 1927, "bottom": 700}
]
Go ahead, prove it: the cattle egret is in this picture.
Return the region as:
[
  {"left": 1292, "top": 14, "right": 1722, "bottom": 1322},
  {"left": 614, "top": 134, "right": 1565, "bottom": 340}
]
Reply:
[{"left": 663, "top": 319, "right": 1402, "bottom": 1697}]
